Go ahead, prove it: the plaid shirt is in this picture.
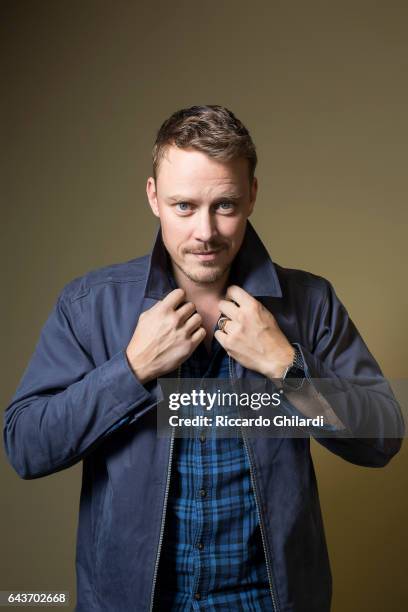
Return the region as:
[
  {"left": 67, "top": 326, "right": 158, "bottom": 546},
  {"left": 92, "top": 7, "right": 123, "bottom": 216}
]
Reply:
[{"left": 155, "top": 332, "right": 273, "bottom": 611}]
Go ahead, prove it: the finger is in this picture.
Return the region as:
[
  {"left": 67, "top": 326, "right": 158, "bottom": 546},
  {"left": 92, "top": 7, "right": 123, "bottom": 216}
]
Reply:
[
  {"left": 184, "top": 312, "right": 203, "bottom": 335},
  {"left": 175, "top": 301, "right": 197, "bottom": 324},
  {"left": 225, "top": 285, "right": 253, "bottom": 307},
  {"left": 191, "top": 326, "right": 206, "bottom": 346},
  {"left": 219, "top": 318, "right": 238, "bottom": 335},
  {"left": 214, "top": 329, "right": 229, "bottom": 348},
  {"left": 218, "top": 299, "right": 239, "bottom": 320},
  {"left": 161, "top": 288, "right": 186, "bottom": 310},
  {"left": 221, "top": 318, "right": 232, "bottom": 334}
]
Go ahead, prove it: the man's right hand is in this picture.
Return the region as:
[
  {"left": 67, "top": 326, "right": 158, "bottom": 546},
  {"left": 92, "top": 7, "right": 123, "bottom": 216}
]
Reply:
[{"left": 125, "top": 288, "right": 206, "bottom": 384}]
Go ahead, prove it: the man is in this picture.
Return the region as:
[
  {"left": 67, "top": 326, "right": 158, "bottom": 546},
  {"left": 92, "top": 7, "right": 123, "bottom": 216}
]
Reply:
[{"left": 4, "top": 105, "right": 404, "bottom": 612}]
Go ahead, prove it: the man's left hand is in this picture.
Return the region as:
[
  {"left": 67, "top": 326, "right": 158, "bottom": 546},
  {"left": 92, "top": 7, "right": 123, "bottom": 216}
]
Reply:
[{"left": 214, "top": 285, "right": 295, "bottom": 379}]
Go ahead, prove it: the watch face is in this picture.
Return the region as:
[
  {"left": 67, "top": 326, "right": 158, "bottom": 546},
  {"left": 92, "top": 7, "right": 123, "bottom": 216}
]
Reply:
[
  {"left": 286, "top": 366, "right": 304, "bottom": 379},
  {"left": 283, "top": 367, "right": 305, "bottom": 392}
]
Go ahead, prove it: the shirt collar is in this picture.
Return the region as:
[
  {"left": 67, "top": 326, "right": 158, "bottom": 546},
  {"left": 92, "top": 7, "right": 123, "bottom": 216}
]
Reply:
[{"left": 143, "top": 219, "right": 282, "bottom": 300}]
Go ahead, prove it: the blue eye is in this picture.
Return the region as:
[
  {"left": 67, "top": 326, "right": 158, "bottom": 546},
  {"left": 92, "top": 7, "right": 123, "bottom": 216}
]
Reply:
[
  {"left": 217, "top": 201, "right": 234, "bottom": 211},
  {"left": 176, "top": 202, "right": 191, "bottom": 212}
]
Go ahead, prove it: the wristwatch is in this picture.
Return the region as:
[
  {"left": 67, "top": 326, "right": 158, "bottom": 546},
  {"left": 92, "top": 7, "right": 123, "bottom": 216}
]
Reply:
[{"left": 281, "top": 346, "right": 305, "bottom": 392}]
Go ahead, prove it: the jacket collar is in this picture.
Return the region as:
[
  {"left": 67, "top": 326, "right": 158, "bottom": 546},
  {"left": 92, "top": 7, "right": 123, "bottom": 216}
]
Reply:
[{"left": 143, "top": 219, "right": 282, "bottom": 300}]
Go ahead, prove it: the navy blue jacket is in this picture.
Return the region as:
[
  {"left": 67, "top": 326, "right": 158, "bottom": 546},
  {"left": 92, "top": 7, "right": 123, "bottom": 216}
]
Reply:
[{"left": 3, "top": 221, "right": 404, "bottom": 612}]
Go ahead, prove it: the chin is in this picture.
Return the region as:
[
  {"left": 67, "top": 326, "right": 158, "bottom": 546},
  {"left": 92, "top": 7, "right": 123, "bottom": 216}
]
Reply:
[{"left": 180, "top": 263, "right": 228, "bottom": 284}]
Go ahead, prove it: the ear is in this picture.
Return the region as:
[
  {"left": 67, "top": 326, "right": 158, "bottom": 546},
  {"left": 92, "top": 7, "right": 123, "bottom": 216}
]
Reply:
[
  {"left": 248, "top": 176, "right": 258, "bottom": 217},
  {"left": 146, "top": 177, "right": 160, "bottom": 218}
]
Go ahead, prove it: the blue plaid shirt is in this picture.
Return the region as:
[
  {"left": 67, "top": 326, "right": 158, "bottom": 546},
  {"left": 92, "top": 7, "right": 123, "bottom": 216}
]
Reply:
[{"left": 155, "top": 331, "right": 273, "bottom": 611}]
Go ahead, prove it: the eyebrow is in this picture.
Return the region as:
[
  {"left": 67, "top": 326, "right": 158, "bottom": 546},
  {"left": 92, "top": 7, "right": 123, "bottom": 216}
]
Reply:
[{"left": 166, "top": 193, "right": 243, "bottom": 203}]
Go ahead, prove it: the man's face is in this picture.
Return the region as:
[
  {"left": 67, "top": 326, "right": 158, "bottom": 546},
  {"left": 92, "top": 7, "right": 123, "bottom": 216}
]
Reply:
[{"left": 146, "top": 146, "right": 257, "bottom": 285}]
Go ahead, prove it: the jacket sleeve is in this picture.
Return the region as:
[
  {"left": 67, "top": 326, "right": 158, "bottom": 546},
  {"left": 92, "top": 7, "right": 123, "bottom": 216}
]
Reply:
[
  {"left": 295, "top": 280, "right": 405, "bottom": 467},
  {"left": 3, "top": 289, "right": 160, "bottom": 480}
]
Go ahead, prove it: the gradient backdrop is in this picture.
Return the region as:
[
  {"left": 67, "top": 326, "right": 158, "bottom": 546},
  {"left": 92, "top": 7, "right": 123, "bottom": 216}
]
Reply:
[{"left": 1, "top": 2, "right": 407, "bottom": 611}]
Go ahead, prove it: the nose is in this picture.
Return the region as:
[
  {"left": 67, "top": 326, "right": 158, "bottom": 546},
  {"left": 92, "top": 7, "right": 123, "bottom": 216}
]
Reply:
[{"left": 193, "top": 209, "right": 217, "bottom": 243}]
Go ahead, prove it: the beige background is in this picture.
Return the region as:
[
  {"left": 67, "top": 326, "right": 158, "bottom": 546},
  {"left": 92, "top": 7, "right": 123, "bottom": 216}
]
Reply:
[{"left": 1, "top": 1, "right": 407, "bottom": 610}]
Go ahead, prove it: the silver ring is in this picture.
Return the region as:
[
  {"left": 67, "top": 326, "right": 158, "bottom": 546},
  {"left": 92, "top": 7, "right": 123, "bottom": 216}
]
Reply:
[{"left": 217, "top": 316, "right": 230, "bottom": 332}]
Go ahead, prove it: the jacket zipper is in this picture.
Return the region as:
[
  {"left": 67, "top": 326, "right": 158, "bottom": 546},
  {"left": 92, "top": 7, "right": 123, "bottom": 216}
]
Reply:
[
  {"left": 229, "top": 356, "right": 279, "bottom": 612},
  {"left": 148, "top": 367, "right": 179, "bottom": 612}
]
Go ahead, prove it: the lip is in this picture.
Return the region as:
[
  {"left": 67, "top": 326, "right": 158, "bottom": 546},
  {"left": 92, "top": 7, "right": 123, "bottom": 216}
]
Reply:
[{"left": 190, "top": 250, "right": 223, "bottom": 261}]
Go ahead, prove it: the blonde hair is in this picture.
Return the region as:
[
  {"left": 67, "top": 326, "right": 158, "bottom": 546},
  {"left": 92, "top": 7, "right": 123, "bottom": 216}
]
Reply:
[{"left": 152, "top": 105, "right": 257, "bottom": 183}]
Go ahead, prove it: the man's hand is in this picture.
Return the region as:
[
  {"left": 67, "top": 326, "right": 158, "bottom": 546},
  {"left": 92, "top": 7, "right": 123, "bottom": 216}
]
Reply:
[
  {"left": 214, "top": 285, "right": 294, "bottom": 379},
  {"left": 126, "top": 288, "right": 205, "bottom": 384}
]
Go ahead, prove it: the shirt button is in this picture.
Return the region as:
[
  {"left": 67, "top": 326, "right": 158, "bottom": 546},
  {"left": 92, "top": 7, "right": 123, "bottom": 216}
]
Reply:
[
  {"left": 198, "top": 488, "right": 207, "bottom": 498},
  {"left": 197, "top": 542, "right": 204, "bottom": 550},
  {"left": 194, "top": 593, "right": 201, "bottom": 600},
  {"left": 199, "top": 433, "right": 206, "bottom": 443}
]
